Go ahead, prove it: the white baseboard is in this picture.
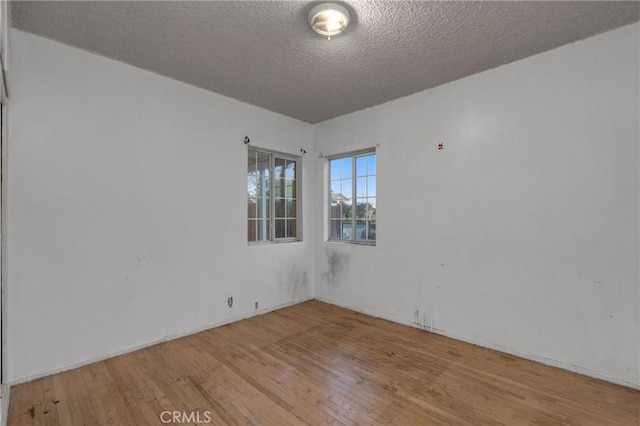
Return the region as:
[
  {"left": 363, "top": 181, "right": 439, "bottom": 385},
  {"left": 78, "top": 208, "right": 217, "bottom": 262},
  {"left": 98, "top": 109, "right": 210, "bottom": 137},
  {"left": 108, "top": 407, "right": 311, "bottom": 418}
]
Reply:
[
  {"left": 314, "top": 296, "right": 640, "bottom": 390},
  {"left": 9, "top": 295, "right": 638, "bottom": 391},
  {"left": 9, "top": 297, "right": 313, "bottom": 386}
]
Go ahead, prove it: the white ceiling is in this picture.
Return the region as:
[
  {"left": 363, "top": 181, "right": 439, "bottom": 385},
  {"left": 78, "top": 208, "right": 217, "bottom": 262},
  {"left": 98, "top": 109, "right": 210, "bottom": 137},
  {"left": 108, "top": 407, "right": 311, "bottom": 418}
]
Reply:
[{"left": 11, "top": 1, "right": 640, "bottom": 123}]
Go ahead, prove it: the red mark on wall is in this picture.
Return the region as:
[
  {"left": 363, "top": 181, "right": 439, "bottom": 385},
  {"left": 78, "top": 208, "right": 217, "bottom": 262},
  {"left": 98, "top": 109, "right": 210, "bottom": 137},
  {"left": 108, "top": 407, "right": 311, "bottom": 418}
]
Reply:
[{"left": 438, "top": 143, "right": 444, "bottom": 150}]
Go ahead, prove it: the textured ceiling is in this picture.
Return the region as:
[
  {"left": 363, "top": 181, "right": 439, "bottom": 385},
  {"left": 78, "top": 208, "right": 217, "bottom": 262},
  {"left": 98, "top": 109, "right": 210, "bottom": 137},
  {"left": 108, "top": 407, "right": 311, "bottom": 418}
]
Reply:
[{"left": 11, "top": 1, "right": 640, "bottom": 123}]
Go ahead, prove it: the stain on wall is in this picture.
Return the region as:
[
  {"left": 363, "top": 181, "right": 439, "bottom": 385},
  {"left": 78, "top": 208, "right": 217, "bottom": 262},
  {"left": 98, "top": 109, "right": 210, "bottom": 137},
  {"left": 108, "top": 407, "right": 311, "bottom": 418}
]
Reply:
[
  {"left": 280, "top": 263, "right": 310, "bottom": 299},
  {"left": 413, "top": 307, "right": 441, "bottom": 333},
  {"left": 414, "top": 309, "right": 432, "bottom": 332},
  {"left": 130, "top": 255, "right": 147, "bottom": 268},
  {"left": 321, "top": 249, "right": 350, "bottom": 288}
]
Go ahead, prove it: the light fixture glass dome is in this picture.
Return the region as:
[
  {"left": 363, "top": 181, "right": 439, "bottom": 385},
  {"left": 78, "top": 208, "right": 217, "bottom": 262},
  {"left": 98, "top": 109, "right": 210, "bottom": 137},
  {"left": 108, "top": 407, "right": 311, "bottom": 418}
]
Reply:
[{"left": 308, "top": 3, "right": 350, "bottom": 37}]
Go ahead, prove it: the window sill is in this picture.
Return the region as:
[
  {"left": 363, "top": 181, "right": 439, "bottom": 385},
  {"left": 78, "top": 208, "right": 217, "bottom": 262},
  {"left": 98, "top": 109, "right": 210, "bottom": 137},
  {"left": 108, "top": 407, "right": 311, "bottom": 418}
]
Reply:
[
  {"left": 326, "top": 239, "right": 376, "bottom": 246},
  {"left": 248, "top": 239, "right": 303, "bottom": 246}
]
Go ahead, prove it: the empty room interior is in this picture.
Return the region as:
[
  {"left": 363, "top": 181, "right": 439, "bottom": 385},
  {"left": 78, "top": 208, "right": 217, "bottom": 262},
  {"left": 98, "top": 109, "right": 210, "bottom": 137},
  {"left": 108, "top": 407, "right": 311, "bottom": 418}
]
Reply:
[{"left": 0, "top": 0, "right": 638, "bottom": 424}]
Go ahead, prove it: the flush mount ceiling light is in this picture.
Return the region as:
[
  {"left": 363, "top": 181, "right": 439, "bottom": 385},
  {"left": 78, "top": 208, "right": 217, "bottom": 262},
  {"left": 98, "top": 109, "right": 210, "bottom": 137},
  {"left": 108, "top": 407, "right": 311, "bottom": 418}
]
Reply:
[{"left": 308, "top": 3, "right": 350, "bottom": 39}]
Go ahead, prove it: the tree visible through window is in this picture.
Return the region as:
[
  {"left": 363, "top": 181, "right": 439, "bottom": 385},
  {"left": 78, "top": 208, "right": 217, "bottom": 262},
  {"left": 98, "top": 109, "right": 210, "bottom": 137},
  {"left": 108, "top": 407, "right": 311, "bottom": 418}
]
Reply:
[
  {"left": 329, "top": 151, "right": 376, "bottom": 243},
  {"left": 248, "top": 149, "right": 300, "bottom": 243}
]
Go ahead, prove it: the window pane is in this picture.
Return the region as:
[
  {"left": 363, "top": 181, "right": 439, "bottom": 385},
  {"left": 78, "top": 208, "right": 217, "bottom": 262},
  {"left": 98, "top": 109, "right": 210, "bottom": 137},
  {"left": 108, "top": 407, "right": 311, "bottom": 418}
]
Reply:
[
  {"left": 366, "top": 197, "right": 376, "bottom": 220},
  {"left": 248, "top": 198, "right": 269, "bottom": 219},
  {"left": 253, "top": 197, "right": 268, "bottom": 218},
  {"left": 330, "top": 192, "right": 339, "bottom": 206},
  {"left": 356, "top": 219, "right": 367, "bottom": 240},
  {"left": 257, "top": 218, "right": 270, "bottom": 241},
  {"left": 330, "top": 199, "right": 341, "bottom": 219},
  {"left": 274, "top": 158, "right": 285, "bottom": 180},
  {"left": 341, "top": 157, "right": 352, "bottom": 179},
  {"left": 286, "top": 219, "right": 297, "bottom": 238},
  {"left": 367, "top": 176, "right": 376, "bottom": 197},
  {"left": 285, "top": 160, "right": 296, "bottom": 179},
  {"left": 257, "top": 153, "right": 270, "bottom": 170},
  {"left": 341, "top": 179, "right": 352, "bottom": 199},
  {"left": 285, "top": 179, "right": 296, "bottom": 199},
  {"left": 342, "top": 220, "right": 352, "bottom": 240},
  {"left": 260, "top": 174, "right": 270, "bottom": 198},
  {"left": 274, "top": 198, "right": 285, "bottom": 218},
  {"left": 330, "top": 159, "right": 341, "bottom": 180},
  {"left": 249, "top": 219, "right": 270, "bottom": 242},
  {"left": 367, "top": 221, "right": 376, "bottom": 240},
  {"left": 248, "top": 179, "right": 258, "bottom": 198},
  {"left": 367, "top": 154, "right": 376, "bottom": 175},
  {"left": 248, "top": 220, "right": 256, "bottom": 242},
  {"left": 340, "top": 199, "right": 352, "bottom": 219},
  {"left": 248, "top": 151, "right": 257, "bottom": 170},
  {"left": 331, "top": 194, "right": 351, "bottom": 217},
  {"left": 330, "top": 220, "right": 342, "bottom": 239},
  {"left": 356, "top": 198, "right": 367, "bottom": 218},
  {"left": 286, "top": 200, "right": 296, "bottom": 218},
  {"left": 274, "top": 177, "right": 284, "bottom": 198},
  {"left": 355, "top": 219, "right": 377, "bottom": 240},
  {"left": 275, "top": 219, "right": 286, "bottom": 238},
  {"left": 356, "top": 177, "right": 367, "bottom": 197},
  {"left": 330, "top": 180, "right": 341, "bottom": 197},
  {"left": 356, "top": 156, "right": 367, "bottom": 177}
]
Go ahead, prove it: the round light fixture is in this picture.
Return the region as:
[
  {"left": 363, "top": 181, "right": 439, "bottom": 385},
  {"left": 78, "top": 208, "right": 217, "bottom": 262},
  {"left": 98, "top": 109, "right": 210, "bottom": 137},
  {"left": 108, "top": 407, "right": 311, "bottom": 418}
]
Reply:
[{"left": 308, "top": 3, "right": 350, "bottom": 39}]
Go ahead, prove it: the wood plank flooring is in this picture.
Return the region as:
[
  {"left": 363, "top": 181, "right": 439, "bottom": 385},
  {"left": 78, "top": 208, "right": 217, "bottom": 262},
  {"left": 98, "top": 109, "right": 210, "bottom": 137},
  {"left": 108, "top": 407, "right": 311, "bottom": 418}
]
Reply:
[{"left": 8, "top": 300, "right": 640, "bottom": 425}]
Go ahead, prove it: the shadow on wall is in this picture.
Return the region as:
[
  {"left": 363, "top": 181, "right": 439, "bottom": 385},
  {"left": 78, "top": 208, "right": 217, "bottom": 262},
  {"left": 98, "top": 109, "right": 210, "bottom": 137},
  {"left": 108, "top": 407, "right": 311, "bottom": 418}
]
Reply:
[{"left": 321, "top": 249, "right": 350, "bottom": 288}]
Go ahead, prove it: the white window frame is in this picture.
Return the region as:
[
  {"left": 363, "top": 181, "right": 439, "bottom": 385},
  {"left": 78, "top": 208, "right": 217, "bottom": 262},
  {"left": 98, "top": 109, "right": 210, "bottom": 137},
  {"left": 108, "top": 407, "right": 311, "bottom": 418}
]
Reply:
[
  {"left": 327, "top": 148, "right": 376, "bottom": 245},
  {"left": 247, "top": 147, "right": 302, "bottom": 244}
]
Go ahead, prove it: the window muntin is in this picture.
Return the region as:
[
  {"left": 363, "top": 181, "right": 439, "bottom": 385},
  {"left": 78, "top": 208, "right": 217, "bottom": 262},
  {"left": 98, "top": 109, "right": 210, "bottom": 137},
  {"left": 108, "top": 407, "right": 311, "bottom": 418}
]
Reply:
[
  {"left": 329, "top": 151, "right": 376, "bottom": 243},
  {"left": 248, "top": 149, "right": 300, "bottom": 243}
]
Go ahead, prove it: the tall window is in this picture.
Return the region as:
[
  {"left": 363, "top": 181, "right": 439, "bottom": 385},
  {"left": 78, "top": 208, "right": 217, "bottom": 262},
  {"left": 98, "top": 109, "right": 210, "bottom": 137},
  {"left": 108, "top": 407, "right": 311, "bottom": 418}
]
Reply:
[
  {"left": 247, "top": 148, "right": 300, "bottom": 243},
  {"left": 329, "top": 150, "right": 376, "bottom": 244}
]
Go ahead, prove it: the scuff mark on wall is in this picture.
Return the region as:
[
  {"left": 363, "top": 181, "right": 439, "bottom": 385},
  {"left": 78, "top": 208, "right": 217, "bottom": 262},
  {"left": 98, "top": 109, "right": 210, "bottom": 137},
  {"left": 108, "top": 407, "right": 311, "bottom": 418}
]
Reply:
[
  {"left": 414, "top": 309, "right": 433, "bottom": 332},
  {"left": 130, "top": 255, "right": 147, "bottom": 268},
  {"left": 321, "top": 249, "right": 350, "bottom": 288},
  {"left": 413, "top": 310, "right": 437, "bottom": 333},
  {"left": 414, "top": 306, "right": 441, "bottom": 333}
]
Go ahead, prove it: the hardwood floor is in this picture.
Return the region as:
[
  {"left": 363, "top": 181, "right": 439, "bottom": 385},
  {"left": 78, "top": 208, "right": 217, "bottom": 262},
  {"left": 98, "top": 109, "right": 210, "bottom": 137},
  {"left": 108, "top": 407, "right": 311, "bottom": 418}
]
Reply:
[{"left": 8, "top": 300, "right": 639, "bottom": 425}]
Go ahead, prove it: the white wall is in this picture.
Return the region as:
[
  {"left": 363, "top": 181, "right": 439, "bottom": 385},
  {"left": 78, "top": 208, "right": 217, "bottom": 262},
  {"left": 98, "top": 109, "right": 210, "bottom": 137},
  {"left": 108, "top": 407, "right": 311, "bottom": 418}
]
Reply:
[
  {"left": 7, "top": 23, "right": 640, "bottom": 389},
  {"left": 313, "top": 23, "right": 640, "bottom": 388},
  {"left": 7, "top": 29, "right": 315, "bottom": 383}
]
